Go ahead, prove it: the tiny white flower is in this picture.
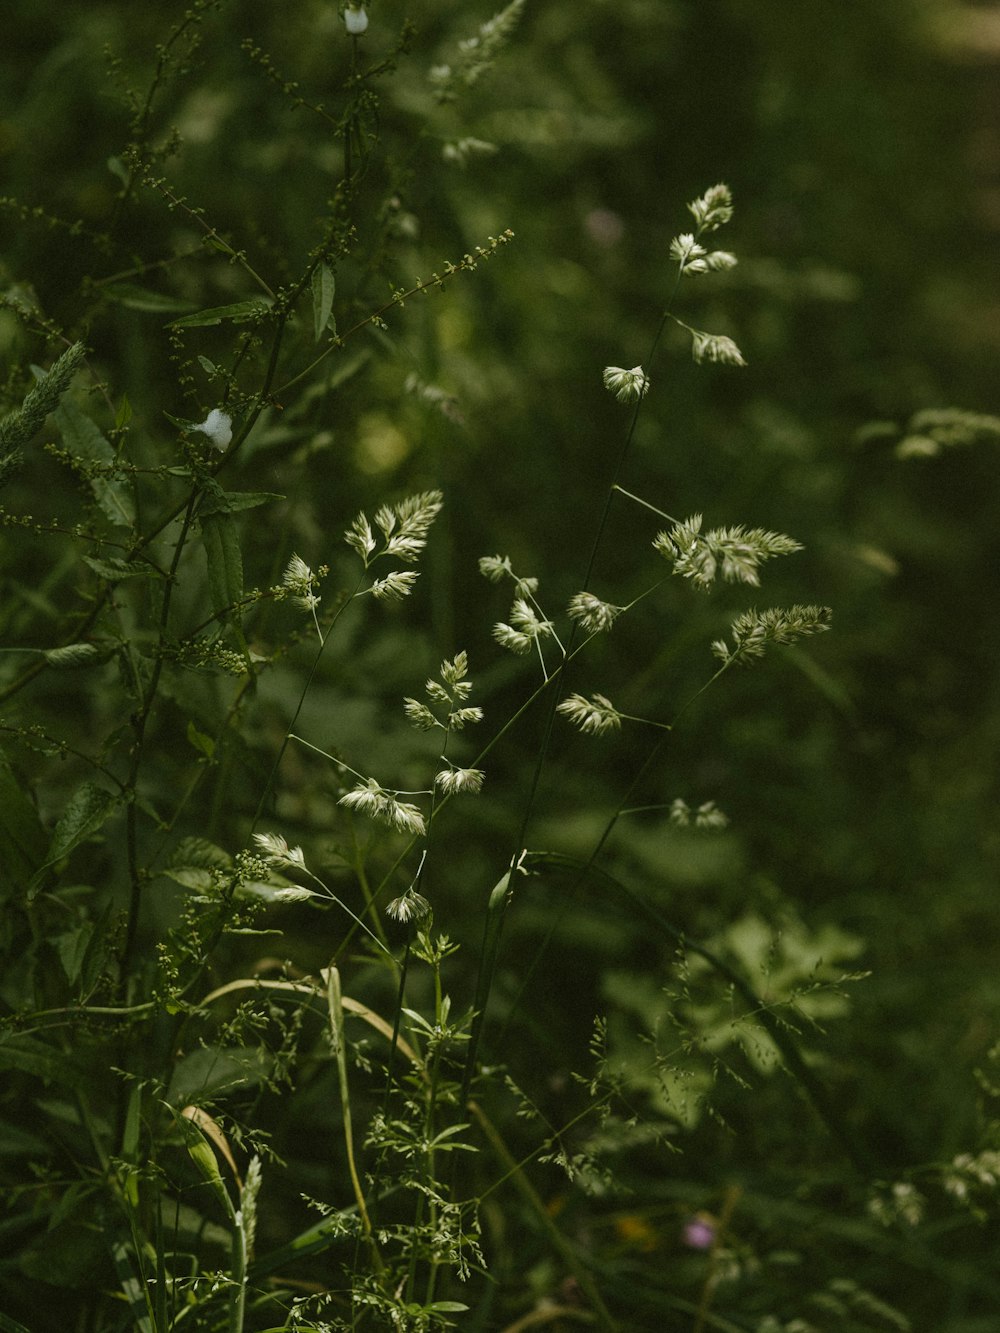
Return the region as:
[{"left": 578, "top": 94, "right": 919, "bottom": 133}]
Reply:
[
  {"left": 194, "top": 408, "right": 233, "bottom": 450},
  {"left": 344, "top": 4, "right": 369, "bottom": 34}
]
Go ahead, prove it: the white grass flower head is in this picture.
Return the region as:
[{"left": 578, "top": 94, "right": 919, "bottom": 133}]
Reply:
[
  {"left": 669, "top": 234, "right": 707, "bottom": 266},
  {"left": 695, "top": 801, "right": 729, "bottom": 830},
  {"left": 281, "top": 554, "right": 321, "bottom": 612},
  {"left": 602, "top": 365, "right": 649, "bottom": 403},
  {"left": 194, "top": 408, "right": 233, "bottom": 450},
  {"left": 403, "top": 697, "right": 439, "bottom": 731},
  {"left": 687, "top": 183, "right": 733, "bottom": 232},
  {"left": 370, "top": 570, "right": 419, "bottom": 601},
  {"left": 479, "top": 554, "right": 513, "bottom": 583},
  {"left": 654, "top": 516, "right": 802, "bottom": 591},
  {"left": 386, "top": 891, "right": 432, "bottom": 926},
  {"left": 339, "top": 778, "right": 426, "bottom": 835},
  {"left": 343, "top": 4, "right": 369, "bottom": 34},
  {"left": 691, "top": 331, "right": 746, "bottom": 367},
  {"left": 711, "top": 605, "right": 832, "bottom": 667},
  {"left": 567, "top": 592, "right": 623, "bottom": 634},
  {"left": 435, "top": 766, "right": 485, "bottom": 795},
  {"left": 557, "top": 692, "right": 622, "bottom": 736},
  {"left": 493, "top": 598, "right": 554, "bottom": 655},
  {"left": 252, "top": 832, "right": 306, "bottom": 871}
]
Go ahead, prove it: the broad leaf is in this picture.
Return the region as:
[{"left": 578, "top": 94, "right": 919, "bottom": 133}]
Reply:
[
  {"left": 53, "top": 396, "right": 135, "bottom": 528},
  {"left": 312, "top": 262, "right": 336, "bottom": 340},
  {"left": 170, "top": 298, "right": 272, "bottom": 329},
  {"left": 103, "top": 283, "right": 197, "bottom": 314},
  {"left": 200, "top": 511, "right": 243, "bottom": 616}
]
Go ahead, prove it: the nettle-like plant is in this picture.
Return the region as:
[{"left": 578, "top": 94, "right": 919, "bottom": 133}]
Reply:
[{"left": 0, "top": 6, "right": 879, "bottom": 1332}]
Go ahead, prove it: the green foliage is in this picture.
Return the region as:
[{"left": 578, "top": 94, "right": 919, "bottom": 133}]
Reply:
[{"left": 0, "top": 1, "right": 998, "bottom": 1330}]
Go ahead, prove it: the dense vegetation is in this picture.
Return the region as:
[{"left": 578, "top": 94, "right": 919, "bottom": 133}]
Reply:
[{"left": 1, "top": 1, "right": 999, "bottom": 1329}]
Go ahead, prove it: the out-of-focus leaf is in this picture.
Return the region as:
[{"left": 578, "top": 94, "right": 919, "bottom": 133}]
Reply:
[
  {"left": 312, "top": 262, "right": 336, "bottom": 340},
  {"left": 103, "top": 283, "right": 197, "bottom": 314},
  {"left": 200, "top": 511, "right": 243, "bottom": 615},
  {"left": 28, "top": 782, "right": 118, "bottom": 894},
  {"left": 167, "top": 1046, "right": 273, "bottom": 1105},
  {"left": 52, "top": 396, "right": 135, "bottom": 528},
  {"left": 0, "top": 757, "right": 47, "bottom": 892}
]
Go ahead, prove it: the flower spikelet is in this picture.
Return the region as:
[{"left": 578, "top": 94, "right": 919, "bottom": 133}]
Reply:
[
  {"left": 711, "top": 605, "right": 833, "bottom": 666},
  {"left": 479, "top": 554, "right": 513, "bottom": 583},
  {"left": 345, "top": 512, "right": 376, "bottom": 561},
  {"left": 687, "top": 183, "right": 733, "bottom": 232},
  {"left": 252, "top": 832, "right": 306, "bottom": 870},
  {"left": 494, "top": 598, "right": 553, "bottom": 655},
  {"left": 691, "top": 331, "right": 746, "bottom": 367},
  {"left": 567, "top": 592, "right": 624, "bottom": 634},
  {"left": 339, "top": 778, "right": 426, "bottom": 835},
  {"left": 557, "top": 692, "right": 622, "bottom": 736},
  {"left": 371, "top": 570, "right": 419, "bottom": 601},
  {"left": 435, "top": 766, "right": 485, "bottom": 795},
  {"left": 602, "top": 365, "right": 650, "bottom": 403},
  {"left": 281, "top": 554, "right": 321, "bottom": 612},
  {"left": 654, "top": 516, "right": 802, "bottom": 591},
  {"left": 386, "top": 891, "right": 432, "bottom": 925}
]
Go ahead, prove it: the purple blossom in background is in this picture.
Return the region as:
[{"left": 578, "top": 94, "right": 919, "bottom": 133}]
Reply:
[{"left": 682, "top": 1214, "right": 716, "bottom": 1250}]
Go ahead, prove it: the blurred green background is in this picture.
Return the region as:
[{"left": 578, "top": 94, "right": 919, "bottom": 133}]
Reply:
[{"left": 2, "top": 0, "right": 1000, "bottom": 1327}]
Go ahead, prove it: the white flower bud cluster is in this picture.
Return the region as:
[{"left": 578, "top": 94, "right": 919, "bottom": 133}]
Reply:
[{"left": 344, "top": 4, "right": 368, "bottom": 35}]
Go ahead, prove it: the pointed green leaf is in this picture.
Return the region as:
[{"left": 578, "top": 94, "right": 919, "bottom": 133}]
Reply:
[
  {"left": 29, "top": 782, "right": 118, "bottom": 893},
  {"left": 42, "top": 642, "right": 107, "bottom": 668},
  {"left": 0, "top": 756, "right": 47, "bottom": 893},
  {"left": 312, "top": 263, "right": 336, "bottom": 340},
  {"left": 0, "top": 1033, "right": 90, "bottom": 1089},
  {"left": 53, "top": 396, "right": 135, "bottom": 528},
  {"left": 104, "top": 283, "right": 197, "bottom": 314},
  {"left": 83, "top": 554, "right": 159, "bottom": 582},
  {"left": 201, "top": 511, "right": 244, "bottom": 616},
  {"left": 114, "top": 392, "right": 132, "bottom": 429},
  {"left": 169, "top": 298, "right": 272, "bottom": 329},
  {"left": 186, "top": 719, "right": 216, "bottom": 758},
  {"left": 199, "top": 481, "right": 281, "bottom": 517}
]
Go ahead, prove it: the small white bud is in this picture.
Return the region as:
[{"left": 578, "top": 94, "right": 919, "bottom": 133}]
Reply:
[
  {"left": 344, "top": 5, "right": 369, "bottom": 34},
  {"left": 194, "top": 408, "right": 233, "bottom": 450}
]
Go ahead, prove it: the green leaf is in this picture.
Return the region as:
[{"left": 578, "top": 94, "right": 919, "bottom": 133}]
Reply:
[
  {"left": 199, "top": 480, "right": 281, "bottom": 516},
  {"left": 201, "top": 511, "right": 243, "bottom": 616},
  {"left": 175, "top": 1115, "right": 234, "bottom": 1217},
  {"left": 161, "top": 866, "right": 215, "bottom": 890},
  {"left": 83, "top": 554, "right": 159, "bottom": 581},
  {"left": 114, "top": 392, "right": 132, "bottom": 429},
  {"left": 29, "top": 781, "right": 118, "bottom": 893},
  {"left": 312, "top": 262, "right": 336, "bottom": 341},
  {"left": 186, "top": 719, "right": 216, "bottom": 758},
  {"left": 42, "top": 642, "right": 106, "bottom": 668},
  {"left": 54, "top": 922, "right": 96, "bottom": 985},
  {"left": 0, "top": 756, "right": 48, "bottom": 891},
  {"left": 103, "top": 283, "right": 198, "bottom": 314},
  {"left": 167, "top": 1046, "right": 273, "bottom": 1104},
  {"left": 168, "top": 836, "right": 232, "bottom": 869},
  {"left": 0, "top": 1033, "right": 90, "bottom": 1089},
  {"left": 53, "top": 396, "right": 135, "bottom": 528},
  {"left": 169, "top": 298, "right": 272, "bottom": 329}
]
